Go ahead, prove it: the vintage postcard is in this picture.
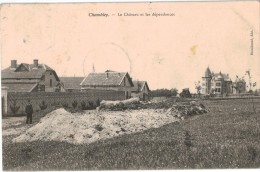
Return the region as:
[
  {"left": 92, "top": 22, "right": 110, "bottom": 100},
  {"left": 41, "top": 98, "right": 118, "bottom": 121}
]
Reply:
[{"left": 1, "top": 1, "right": 260, "bottom": 170}]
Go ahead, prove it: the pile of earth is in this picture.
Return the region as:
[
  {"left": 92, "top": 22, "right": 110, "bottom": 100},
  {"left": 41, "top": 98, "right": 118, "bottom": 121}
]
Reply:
[
  {"left": 165, "top": 101, "right": 208, "bottom": 120},
  {"left": 100, "top": 98, "right": 208, "bottom": 118},
  {"left": 99, "top": 98, "right": 175, "bottom": 111},
  {"left": 13, "top": 98, "right": 207, "bottom": 145},
  {"left": 13, "top": 108, "right": 178, "bottom": 145}
]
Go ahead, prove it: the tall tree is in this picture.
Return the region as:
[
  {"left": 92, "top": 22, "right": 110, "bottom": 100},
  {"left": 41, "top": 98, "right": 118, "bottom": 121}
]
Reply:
[{"left": 195, "top": 81, "right": 202, "bottom": 97}]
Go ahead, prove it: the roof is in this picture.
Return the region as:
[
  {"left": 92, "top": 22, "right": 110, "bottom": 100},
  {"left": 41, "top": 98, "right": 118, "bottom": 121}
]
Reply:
[
  {"left": 1, "top": 79, "right": 41, "bottom": 84},
  {"left": 212, "top": 72, "right": 231, "bottom": 81},
  {"left": 1, "top": 63, "right": 59, "bottom": 80},
  {"left": 132, "top": 81, "right": 150, "bottom": 92},
  {"left": 205, "top": 67, "right": 211, "bottom": 77},
  {"left": 59, "top": 77, "right": 85, "bottom": 90},
  {"left": 2, "top": 83, "right": 38, "bottom": 92},
  {"left": 1, "top": 63, "right": 56, "bottom": 79},
  {"left": 81, "top": 72, "right": 134, "bottom": 87}
]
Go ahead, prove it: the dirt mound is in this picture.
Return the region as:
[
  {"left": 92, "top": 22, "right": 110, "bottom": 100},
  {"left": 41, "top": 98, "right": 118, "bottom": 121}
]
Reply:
[
  {"left": 13, "top": 108, "right": 178, "bottom": 145},
  {"left": 99, "top": 98, "right": 207, "bottom": 116},
  {"left": 100, "top": 98, "right": 140, "bottom": 110},
  {"left": 166, "top": 101, "right": 207, "bottom": 119}
]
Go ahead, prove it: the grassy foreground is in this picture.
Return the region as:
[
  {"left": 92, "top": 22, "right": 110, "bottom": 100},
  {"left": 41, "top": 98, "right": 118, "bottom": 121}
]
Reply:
[{"left": 2, "top": 99, "right": 260, "bottom": 170}]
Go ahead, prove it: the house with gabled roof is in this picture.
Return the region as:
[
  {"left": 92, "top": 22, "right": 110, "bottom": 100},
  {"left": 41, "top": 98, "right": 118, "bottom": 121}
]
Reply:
[
  {"left": 80, "top": 70, "right": 134, "bottom": 99},
  {"left": 1, "top": 59, "right": 64, "bottom": 92},
  {"left": 59, "top": 77, "right": 85, "bottom": 92},
  {"left": 131, "top": 80, "right": 150, "bottom": 101}
]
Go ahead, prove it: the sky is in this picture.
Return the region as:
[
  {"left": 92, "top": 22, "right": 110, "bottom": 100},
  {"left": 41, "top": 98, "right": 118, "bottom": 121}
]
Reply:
[{"left": 1, "top": 1, "right": 259, "bottom": 92}]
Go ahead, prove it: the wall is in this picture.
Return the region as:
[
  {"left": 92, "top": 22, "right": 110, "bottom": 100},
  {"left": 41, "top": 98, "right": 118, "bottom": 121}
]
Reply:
[
  {"left": 6, "top": 90, "right": 125, "bottom": 116},
  {"left": 131, "top": 85, "right": 150, "bottom": 101},
  {"left": 120, "top": 76, "right": 132, "bottom": 98},
  {"left": 131, "top": 92, "right": 150, "bottom": 101},
  {"left": 41, "top": 71, "right": 60, "bottom": 92},
  {"left": 82, "top": 86, "right": 132, "bottom": 99},
  {"left": 1, "top": 87, "right": 8, "bottom": 116}
]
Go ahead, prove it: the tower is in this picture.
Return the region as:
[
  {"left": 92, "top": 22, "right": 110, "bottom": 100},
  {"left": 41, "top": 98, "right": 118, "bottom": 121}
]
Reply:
[{"left": 202, "top": 67, "right": 212, "bottom": 94}]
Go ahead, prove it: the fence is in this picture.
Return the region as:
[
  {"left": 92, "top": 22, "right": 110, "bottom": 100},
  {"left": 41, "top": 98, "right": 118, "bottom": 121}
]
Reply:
[{"left": 6, "top": 90, "right": 125, "bottom": 116}]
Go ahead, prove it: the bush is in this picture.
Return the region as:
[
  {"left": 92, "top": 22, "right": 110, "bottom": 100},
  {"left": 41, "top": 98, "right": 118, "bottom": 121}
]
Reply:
[
  {"left": 88, "top": 101, "right": 94, "bottom": 109},
  {"left": 10, "top": 99, "right": 20, "bottom": 115},
  {"left": 81, "top": 101, "right": 87, "bottom": 110},
  {"left": 62, "top": 102, "right": 69, "bottom": 108},
  {"left": 204, "top": 94, "right": 210, "bottom": 100},
  {"left": 96, "top": 98, "right": 101, "bottom": 107},
  {"left": 72, "top": 100, "right": 78, "bottom": 109},
  {"left": 39, "top": 100, "right": 48, "bottom": 110}
]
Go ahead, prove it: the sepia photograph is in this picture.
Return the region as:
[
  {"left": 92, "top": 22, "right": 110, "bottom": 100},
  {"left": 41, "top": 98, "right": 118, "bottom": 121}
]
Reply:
[{"left": 1, "top": 0, "right": 260, "bottom": 170}]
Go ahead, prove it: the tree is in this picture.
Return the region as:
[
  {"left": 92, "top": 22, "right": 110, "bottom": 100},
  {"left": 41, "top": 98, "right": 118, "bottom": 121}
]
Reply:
[
  {"left": 245, "top": 70, "right": 257, "bottom": 92},
  {"left": 233, "top": 75, "right": 246, "bottom": 94},
  {"left": 150, "top": 88, "right": 178, "bottom": 97},
  {"left": 195, "top": 81, "right": 202, "bottom": 97},
  {"left": 245, "top": 70, "right": 257, "bottom": 114},
  {"left": 170, "top": 88, "right": 178, "bottom": 96}
]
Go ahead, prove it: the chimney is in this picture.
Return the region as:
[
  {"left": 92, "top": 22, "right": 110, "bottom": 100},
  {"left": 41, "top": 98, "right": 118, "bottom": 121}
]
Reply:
[
  {"left": 33, "top": 59, "right": 38, "bottom": 68},
  {"left": 11, "top": 60, "right": 17, "bottom": 69}
]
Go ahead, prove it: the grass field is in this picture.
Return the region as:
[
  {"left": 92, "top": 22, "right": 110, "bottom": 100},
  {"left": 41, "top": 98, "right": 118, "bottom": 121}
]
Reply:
[{"left": 2, "top": 98, "right": 260, "bottom": 170}]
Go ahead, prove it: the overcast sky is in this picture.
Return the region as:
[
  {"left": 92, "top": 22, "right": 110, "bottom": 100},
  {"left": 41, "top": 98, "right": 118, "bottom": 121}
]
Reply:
[{"left": 1, "top": 1, "right": 259, "bottom": 92}]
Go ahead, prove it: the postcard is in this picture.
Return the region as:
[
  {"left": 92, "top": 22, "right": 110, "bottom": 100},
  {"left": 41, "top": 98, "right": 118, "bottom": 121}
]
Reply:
[{"left": 1, "top": 1, "right": 260, "bottom": 170}]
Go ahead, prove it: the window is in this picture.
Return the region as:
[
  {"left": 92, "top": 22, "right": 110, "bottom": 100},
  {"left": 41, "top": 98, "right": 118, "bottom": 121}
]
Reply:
[
  {"left": 216, "top": 82, "right": 221, "bottom": 86},
  {"left": 216, "top": 88, "right": 221, "bottom": 92},
  {"left": 50, "top": 79, "right": 52, "bottom": 87},
  {"left": 42, "top": 75, "right": 45, "bottom": 81},
  {"left": 50, "top": 72, "right": 52, "bottom": 75},
  {"left": 202, "top": 83, "right": 205, "bottom": 86}
]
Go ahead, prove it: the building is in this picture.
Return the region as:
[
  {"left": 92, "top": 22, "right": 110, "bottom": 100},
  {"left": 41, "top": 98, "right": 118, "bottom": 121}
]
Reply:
[
  {"left": 59, "top": 77, "right": 85, "bottom": 92},
  {"left": 80, "top": 70, "right": 134, "bottom": 99},
  {"left": 201, "top": 67, "right": 233, "bottom": 95},
  {"left": 1, "top": 59, "right": 63, "bottom": 92},
  {"left": 180, "top": 88, "right": 192, "bottom": 98},
  {"left": 131, "top": 81, "right": 150, "bottom": 101}
]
